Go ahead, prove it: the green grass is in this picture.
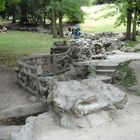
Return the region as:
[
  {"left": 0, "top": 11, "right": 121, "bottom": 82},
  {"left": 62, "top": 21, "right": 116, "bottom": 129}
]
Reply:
[
  {"left": 116, "top": 61, "right": 136, "bottom": 89},
  {"left": 0, "top": 31, "right": 67, "bottom": 67},
  {"left": 0, "top": 4, "right": 139, "bottom": 67},
  {"left": 0, "top": 19, "right": 12, "bottom": 25},
  {"left": 81, "top": 4, "right": 126, "bottom": 33},
  {"left": 125, "top": 36, "right": 140, "bottom": 48}
]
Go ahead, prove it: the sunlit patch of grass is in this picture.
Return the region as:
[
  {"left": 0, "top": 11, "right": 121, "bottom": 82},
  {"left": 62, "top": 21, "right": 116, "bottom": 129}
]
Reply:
[
  {"left": 0, "top": 19, "right": 12, "bottom": 25},
  {"left": 0, "top": 31, "right": 68, "bottom": 67},
  {"left": 81, "top": 4, "right": 126, "bottom": 33},
  {"left": 125, "top": 36, "right": 140, "bottom": 48}
]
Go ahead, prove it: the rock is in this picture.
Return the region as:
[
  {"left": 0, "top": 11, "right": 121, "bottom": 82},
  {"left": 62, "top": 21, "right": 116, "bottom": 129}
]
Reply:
[
  {"left": 136, "top": 30, "right": 140, "bottom": 36},
  {"left": 128, "top": 85, "right": 139, "bottom": 92},
  {"left": 117, "top": 33, "right": 126, "bottom": 41},
  {"left": 11, "top": 116, "right": 36, "bottom": 140},
  {"left": 134, "top": 44, "right": 140, "bottom": 52},
  {"left": 11, "top": 77, "right": 127, "bottom": 140},
  {"left": 121, "top": 47, "right": 134, "bottom": 52},
  {"left": 0, "top": 102, "right": 48, "bottom": 120},
  {"left": 47, "top": 78, "right": 127, "bottom": 128},
  {"left": 30, "top": 96, "right": 38, "bottom": 102}
]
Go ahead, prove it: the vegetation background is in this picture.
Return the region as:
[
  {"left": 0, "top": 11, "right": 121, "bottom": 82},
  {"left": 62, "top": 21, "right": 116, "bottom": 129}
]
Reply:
[{"left": 0, "top": 0, "right": 140, "bottom": 66}]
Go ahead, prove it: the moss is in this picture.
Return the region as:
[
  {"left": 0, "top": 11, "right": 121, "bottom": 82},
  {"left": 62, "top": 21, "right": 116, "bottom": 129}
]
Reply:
[
  {"left": 125, "top": 36, "right": 140, "bottom": 49},
  {"left": 136, "top": 92, "right": 140, "bottom": 96},
  {"left": 116, "top": 61, "right": 136, "bottom": 89}
]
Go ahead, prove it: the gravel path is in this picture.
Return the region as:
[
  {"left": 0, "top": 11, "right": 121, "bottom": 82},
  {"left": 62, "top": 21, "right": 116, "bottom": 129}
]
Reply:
[{"left": 76, "top": 51, "right": 140, "bottom": 67}]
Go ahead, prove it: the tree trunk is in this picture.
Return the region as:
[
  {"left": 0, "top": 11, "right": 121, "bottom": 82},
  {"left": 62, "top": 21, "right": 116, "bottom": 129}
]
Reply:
[
  {"left": 19, "top": 1, "right": 28, "bottom": 25},
  {"left": 43, "top": 13, "right": 46, "bottom": 29},
  {"left": 126, "top": 0, "right": 132, "bottom": 40},
  {"left": 58, "top": 11, "right": 64, "bottom": 38},
  {"left": 52, "top": 2, "right": 57, "bottom": 38},
  {"left": 12, "top": 13, "right": 16, "bottom": 23},
  {"left": 126, "top": 8, "right": 132, "bottom": 40},
  {"left": 132, "top": 9, "right": 137, "bottom": 41},
  {"left": 12, "top": 5, "right": 16, "bottom": 23}
]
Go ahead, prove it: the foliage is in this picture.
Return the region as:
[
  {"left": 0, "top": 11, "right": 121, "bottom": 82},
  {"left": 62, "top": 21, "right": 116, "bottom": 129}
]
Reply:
[
  {"left": 80, "top": 0, "right": 93, "bottom": 6},
  {"left": 115, "top": 0, "right": 140, "bottom": 40},
  {"left": 28, "top": 0, "right": 44, "bottom": 24},
  {"left": 93, "top": 0, "right": 116, "bottom": 5},
  {"left": 1, "top": 0, "right": 84, "bottom": 25},
  {"left": 81, "top": 4, "right": 125, "bottom": 32},
  {"left": 0, "top": 0, "right": 5, "bottom": 10},
  {"left": 114, "top": 1, "right": 127, "bottom": 27},
  {"left": 125, "top": 36, "right": 140, "bottom": 48},
  {"left": 62, "top": 0, "right": 84, "bottom": 23}
]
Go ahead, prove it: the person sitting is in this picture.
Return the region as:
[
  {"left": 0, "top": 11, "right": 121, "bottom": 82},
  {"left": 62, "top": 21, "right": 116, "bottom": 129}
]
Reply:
[{"left": 2, "top": 26, "right": 7, "bottom": 33}]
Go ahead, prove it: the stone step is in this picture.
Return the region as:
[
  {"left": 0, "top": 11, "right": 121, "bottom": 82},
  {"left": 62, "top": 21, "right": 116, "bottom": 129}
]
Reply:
[
  {"left": 95, "top": 75, "right": 112, "bottom": 84},
  {"left": 96, "top": 65, "right": 117, "bottom": 70},
  {"left": 0, "top": 102, "right": 48, "bottom": 122},
  {"left": 96, "top": 69, "right": 116, "bottom": 76}
]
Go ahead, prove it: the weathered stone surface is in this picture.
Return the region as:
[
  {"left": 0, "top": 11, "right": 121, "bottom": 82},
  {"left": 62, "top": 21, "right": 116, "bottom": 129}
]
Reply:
[
  {"left": 0, "top": 102, "right": 48, "bottom": 120},
  {"left": 10, "top": 95, "right": 140, "bottom": 140},
  {"left": 16, "top": 51, "right": 73, "bottom": 97},
  {"left": 51, "top": 32, "right": 125, "bottom": 61},
  {"left": 47, "top": 78, "right": 127, "bottom": 127},
  {"left": 11, "top": 77, "right": 127, "bottom": 139}
]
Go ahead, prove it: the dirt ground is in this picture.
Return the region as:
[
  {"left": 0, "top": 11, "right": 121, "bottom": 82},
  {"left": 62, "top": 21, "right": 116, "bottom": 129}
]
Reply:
[
  {"left": 1, "top": 56, "right": 140, "bottom": 140},
  {"left": 0, "top": 65, "right": 32, "bottom": 111},
  {"left": 10, "top": 94, "right": 140, "bottom": 140},
  {"left": 0, "top": 65, "right": 36, "bottom": 111},
  {"left": 0, "top": 65, "right": 47, "bottom": 121}
]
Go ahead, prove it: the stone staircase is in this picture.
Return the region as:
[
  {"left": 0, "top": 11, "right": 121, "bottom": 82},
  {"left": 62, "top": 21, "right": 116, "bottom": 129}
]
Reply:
[
  {"left": 95, "top": 75, "right": 112, "bottom": 84},
  {"left": 95, "top": 65, "right": 117, "bottom": 84},
  {"left": 73, "top": 61, "right": 117, "bottom": 84}
]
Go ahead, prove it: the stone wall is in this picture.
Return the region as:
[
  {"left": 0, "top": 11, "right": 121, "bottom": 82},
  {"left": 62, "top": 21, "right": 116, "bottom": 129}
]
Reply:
[
  {"left": 17, "top": 32, "right": 126, "bottom": 98},
  {"left": 17, "top": 51, "right": 73, "bottom": 98}
]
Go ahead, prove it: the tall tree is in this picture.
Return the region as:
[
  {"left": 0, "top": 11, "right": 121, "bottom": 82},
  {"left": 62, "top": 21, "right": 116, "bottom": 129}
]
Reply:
[
  {"left": 116, "top": 0, "right": 140, "bottom": 40},
  {"left": 132, "top": 0, "right": 140, "bottom": 41},
  {"left": 57, "top": 0, "right": 63, "bottom": 37},
  {"left": 51, "top": 0, "right": 58, "bottom": 38},
  {"left": 19, "top": 0, "right": 28, "bottom": 24},
  {"left": 126, "top": 0, "right": 132, "bottom": 40},
  {"left": 6, "top": 0, "right": 20, "bottom": 23}
]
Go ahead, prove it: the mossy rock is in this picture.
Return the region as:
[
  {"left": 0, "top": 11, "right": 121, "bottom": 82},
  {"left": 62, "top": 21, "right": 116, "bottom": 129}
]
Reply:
[{"left": 115, "top": 61, "right": 136, "bottom": 90}]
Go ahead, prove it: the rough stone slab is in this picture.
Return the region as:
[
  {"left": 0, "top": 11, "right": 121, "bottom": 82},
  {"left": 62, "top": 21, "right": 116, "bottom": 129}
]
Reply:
[
  {"left": 0, "top": 66, "right": 47, "bottom": 121},
  {"left": 94, "top": 75, "right": 112, "bottom": 83},
  {"left": 46, "top": 78, "right": 127, "bottom": 128},
  {"left": 0, "top": 102, "right": 48, "bottom": 120},
  {"left": 96, "top": 69, "right": 115, "bottom": 74},
  {"left": 11, "top": 95, "right": 140, "bottom": 140}
]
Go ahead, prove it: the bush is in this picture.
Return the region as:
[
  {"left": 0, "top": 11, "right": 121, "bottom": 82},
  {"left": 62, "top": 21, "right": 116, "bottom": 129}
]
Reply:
[
  {"left": 63, "top": 0, "right": 84, "bottom": 23},
  {"left": 92, "top": 0, "right": 116, "bottom": 5},
  {"left": 80, "top": 0, "right": 93, "bottom": 6}
]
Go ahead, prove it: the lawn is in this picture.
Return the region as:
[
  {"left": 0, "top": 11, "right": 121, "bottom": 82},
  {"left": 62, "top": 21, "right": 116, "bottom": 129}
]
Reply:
[
  {"left": 0, "top": 31, "right": 67, "bottom": 67},
  {"left": 81, "top": 4, "right": 126, "bottom": 33},
  {"left": 126, "top": 36, "right": 140, "bottom": 48},
  {"left": 0, "top": 4, "right": 139, "bottom": 67}
]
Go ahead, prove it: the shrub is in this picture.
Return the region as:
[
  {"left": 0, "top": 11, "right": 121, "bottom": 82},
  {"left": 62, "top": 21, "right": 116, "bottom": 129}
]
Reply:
[{"left": 92, "top": 0, "right": 116, "bottom": 5}]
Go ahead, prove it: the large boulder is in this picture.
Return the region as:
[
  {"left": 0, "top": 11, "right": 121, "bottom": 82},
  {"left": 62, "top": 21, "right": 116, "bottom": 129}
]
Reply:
[
  {"left": 11, "top": 78, "right": 127, "bottom": 140},
  {"left": 47, "top": 78, "right": 127, "bottom": 128}
]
